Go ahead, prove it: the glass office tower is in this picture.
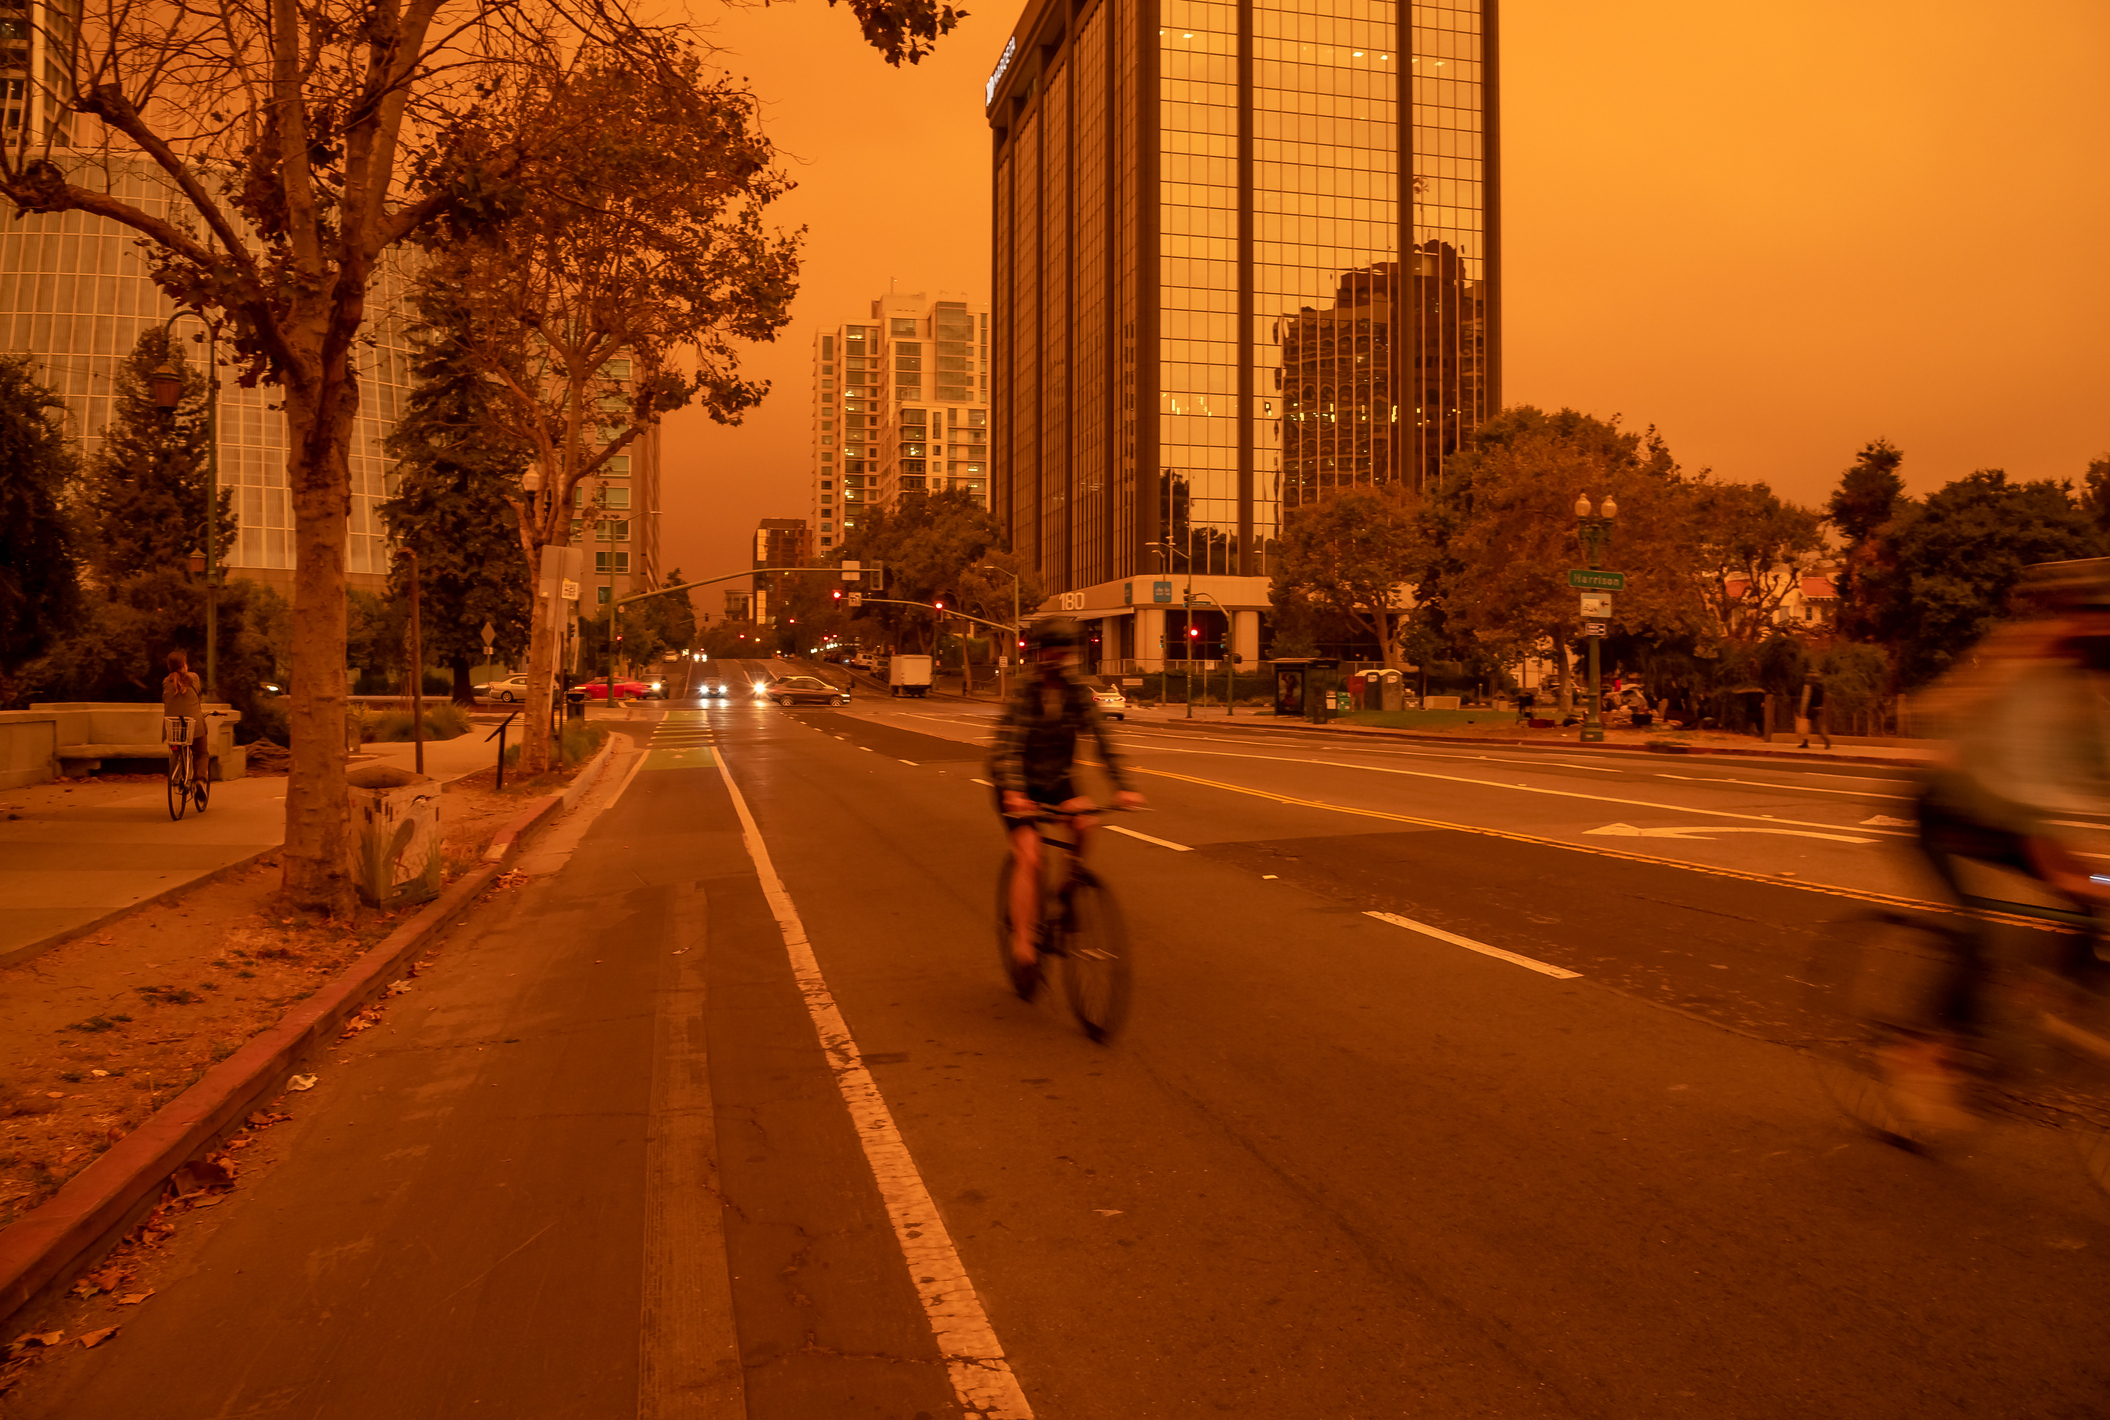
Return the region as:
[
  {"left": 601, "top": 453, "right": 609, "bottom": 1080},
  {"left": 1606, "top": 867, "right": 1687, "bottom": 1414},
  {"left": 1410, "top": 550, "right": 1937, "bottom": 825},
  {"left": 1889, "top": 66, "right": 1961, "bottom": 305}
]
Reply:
[{"left": 988, "top": 0, "right": 1496, "bottom": 666}]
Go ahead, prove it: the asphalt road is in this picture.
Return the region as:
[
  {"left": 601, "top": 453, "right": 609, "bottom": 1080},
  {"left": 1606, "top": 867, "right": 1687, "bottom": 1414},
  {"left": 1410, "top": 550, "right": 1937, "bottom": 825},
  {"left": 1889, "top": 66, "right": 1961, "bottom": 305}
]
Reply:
[{"left": 20, "top": 665, "right": 2110, "bottom": 1419}]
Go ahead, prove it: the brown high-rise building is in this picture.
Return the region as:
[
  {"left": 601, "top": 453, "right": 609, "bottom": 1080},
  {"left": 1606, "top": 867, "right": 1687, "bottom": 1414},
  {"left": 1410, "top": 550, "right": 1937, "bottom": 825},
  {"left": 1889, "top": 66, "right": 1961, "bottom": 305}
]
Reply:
[{"left": 986, "top": 0, "right": 1498, "bottom": 668}]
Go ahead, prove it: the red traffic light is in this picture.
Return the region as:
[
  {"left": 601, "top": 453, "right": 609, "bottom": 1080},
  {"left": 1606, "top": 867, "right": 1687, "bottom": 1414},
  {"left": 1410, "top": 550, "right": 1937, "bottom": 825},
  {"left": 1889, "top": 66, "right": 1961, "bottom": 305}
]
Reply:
[{"left": 1188, "top": 627, "right": 1200, "bottom": 637}]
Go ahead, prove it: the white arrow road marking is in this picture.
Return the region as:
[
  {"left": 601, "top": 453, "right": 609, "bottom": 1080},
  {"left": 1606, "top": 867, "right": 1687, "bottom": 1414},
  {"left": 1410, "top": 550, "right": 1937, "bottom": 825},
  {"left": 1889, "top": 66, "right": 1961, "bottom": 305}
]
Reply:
[{"left": 1585, "top": 822, "right": 1877, "bottom": 844}]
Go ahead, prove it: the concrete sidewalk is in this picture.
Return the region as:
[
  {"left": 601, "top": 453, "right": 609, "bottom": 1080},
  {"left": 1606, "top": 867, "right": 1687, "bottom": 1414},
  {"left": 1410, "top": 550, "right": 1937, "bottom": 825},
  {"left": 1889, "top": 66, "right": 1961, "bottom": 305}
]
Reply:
[{"left": 0, "top": 725, "right": 511, "bottom": 970}]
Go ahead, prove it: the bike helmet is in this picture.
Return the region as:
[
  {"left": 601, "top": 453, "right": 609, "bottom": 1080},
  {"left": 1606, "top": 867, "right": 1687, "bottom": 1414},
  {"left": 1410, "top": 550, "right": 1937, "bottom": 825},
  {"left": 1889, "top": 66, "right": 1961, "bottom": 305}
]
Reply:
[{"left": 1027, "top": 617, "right": 1085, "bottom": 650}]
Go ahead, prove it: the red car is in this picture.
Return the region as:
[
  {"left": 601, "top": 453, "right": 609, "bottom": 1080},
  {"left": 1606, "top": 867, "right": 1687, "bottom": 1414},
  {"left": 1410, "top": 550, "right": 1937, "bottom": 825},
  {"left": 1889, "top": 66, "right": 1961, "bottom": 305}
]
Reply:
[{"left": 571, "top": 679, "right": 655, "bottom": 701}]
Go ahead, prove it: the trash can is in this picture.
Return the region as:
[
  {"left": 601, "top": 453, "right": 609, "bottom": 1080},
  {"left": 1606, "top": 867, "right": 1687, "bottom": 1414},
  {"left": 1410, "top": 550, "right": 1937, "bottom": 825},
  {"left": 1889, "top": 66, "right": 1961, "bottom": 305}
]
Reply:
[
  {"left": 565, "top": 689, "right": 588, "bottom": 721},
  {"left": 345, "top": 765, "right": 442, "bottom": 909}
]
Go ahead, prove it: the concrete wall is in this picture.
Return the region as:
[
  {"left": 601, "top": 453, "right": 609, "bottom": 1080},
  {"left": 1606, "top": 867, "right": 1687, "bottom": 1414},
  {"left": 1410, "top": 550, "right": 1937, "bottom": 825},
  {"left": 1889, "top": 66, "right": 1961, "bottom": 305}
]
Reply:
[{"left": 0, "top": 712, "right": 57, "bottom": 790}]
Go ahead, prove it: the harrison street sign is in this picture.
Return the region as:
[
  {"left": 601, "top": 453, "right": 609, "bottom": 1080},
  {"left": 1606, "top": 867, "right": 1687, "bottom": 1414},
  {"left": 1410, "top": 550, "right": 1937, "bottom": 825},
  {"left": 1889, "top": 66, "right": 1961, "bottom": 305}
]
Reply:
[{"left": 1567, "top": 568, "right": 1626, "bottom": 590}]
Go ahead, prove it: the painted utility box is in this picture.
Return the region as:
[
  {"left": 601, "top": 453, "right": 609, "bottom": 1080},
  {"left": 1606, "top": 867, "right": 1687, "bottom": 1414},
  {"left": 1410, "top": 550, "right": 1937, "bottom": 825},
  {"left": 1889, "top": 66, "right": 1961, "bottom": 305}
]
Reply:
[{"left": 345, "top": 765, "right": 442, "bottom": 909}]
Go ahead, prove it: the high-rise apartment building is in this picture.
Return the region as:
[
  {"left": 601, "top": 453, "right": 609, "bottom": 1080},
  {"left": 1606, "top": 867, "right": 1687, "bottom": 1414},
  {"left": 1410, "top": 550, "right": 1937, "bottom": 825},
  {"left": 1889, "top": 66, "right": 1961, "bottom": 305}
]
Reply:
[
  {"left": 570, "top": 370, "right": 662, "bottom": 609},
  {"left": 3, "top": 0, "right": 83, "bottom": 149},
  {"left": 810, "top": 290, "right": 994, "bottom": 553},
  {"left": 987, "top": 0, "right": 1497, "bottom": 669},
  {"left": 751, "top": 516, "right": 810, "bottom": 624}
]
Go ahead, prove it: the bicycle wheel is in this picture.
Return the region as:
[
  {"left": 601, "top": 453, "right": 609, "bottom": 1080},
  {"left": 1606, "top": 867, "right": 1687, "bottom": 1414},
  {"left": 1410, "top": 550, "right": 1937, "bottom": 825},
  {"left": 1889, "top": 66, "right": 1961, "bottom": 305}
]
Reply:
[
  {"left": 1056, "top": 869, "right": 1132, "bottom": 1042},
  {"left": 1800, "top": 909, "right": 1962, "bottom": 1149},
  {"left": 165, "top": 744, "right": 190, "bottom": 821}
]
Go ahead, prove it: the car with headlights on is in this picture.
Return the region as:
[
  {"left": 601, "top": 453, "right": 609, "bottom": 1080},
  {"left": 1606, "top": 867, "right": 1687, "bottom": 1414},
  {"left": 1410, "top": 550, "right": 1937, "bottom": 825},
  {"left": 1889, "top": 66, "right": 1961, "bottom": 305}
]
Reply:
[{"left": 695, "top": 678, "right": 733, "bottom": 700}]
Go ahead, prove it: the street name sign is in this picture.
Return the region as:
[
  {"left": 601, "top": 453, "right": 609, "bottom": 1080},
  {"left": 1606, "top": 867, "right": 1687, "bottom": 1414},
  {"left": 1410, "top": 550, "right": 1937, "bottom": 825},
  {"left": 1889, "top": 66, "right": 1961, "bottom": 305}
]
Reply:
[{"left": 1568, "top": 569, "right": 1625, "bottom": 590}]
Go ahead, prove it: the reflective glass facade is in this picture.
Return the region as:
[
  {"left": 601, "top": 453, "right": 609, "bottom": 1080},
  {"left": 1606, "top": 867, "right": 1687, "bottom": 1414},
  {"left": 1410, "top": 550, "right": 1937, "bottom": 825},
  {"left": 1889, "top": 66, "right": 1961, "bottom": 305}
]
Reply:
[
  {"left": 0, "top": 159, "right": 413, "bottom": 584},
  {"left": 991, "top": 0, "right": 1496, "bottom": 594}
]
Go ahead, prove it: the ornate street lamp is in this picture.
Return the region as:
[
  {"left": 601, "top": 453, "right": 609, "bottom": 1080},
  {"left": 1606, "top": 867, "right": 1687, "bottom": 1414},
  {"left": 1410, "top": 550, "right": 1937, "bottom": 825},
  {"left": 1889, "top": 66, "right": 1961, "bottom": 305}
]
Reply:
[{"left": 1574, "top": 494, "right": 1620, "bottom": 744}]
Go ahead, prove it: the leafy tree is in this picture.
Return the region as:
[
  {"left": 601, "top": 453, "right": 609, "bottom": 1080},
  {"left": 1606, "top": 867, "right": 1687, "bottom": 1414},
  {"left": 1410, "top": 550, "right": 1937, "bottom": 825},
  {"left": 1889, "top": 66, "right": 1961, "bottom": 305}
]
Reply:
[
  {"left": 79, "top": 329, "right": 236, "bottom": 581},
  {"left": 1825, "top": 439, "right": 1910, "bottom": 641},
  {"left": 0, "top": 355, "right": 81, "bottom": 702},
  {"left": 1, "top": 0, "right": 953, "bottom": 913},
  {"left": 1689, "top": 479, "right": 1824, "bottom": 642},
  {"left": 1269, "top": 484, "right": 1424, "bottom": 669},
  {"left": 835, "top": 490, "right": 1012, "bottom": 653},
  {"left": 381, "top": 286, "right": 534, "bottom": 703},
  {"left": 1429, "top": 407, "right": 1703, "bottom": 710},
  {"left": 2079, "top": 454, "right": 2110, "bottom": 538},
  {"left": 1875, "top": 471, "right": 2102, "bottom": 686},
  {"left": 433, "top": 60, "right": 801, "bottom": 772}
]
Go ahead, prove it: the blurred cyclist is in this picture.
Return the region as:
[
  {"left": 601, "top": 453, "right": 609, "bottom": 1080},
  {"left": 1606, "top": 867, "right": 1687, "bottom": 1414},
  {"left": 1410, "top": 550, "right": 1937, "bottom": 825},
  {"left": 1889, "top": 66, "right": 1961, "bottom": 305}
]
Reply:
[
  {"left": 991, "top": 617, "right": 1144, "bottom": 998},
  {"left": 1898, "top": 558, "right": 2110, "bottom": 1127}
]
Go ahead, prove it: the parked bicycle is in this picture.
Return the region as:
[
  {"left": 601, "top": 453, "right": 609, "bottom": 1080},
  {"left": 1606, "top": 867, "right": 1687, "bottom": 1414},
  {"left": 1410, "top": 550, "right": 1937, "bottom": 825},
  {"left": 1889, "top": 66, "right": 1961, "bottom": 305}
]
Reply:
[
  {"left": 996, "top": 808, "right": 1133, "bottom": 1042},
  {"left": 1802, "top": 896, "right": 2110, "bottom": 1193},
  {"left": 164, "top": 715, "right": 209, "bottom": 821}
]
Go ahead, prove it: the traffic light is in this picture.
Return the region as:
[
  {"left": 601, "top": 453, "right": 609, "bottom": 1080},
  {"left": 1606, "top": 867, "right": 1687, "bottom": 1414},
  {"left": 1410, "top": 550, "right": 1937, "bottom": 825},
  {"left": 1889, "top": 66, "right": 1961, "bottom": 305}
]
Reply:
[{"left": 831, "top": 587, "right": 843, "bottom": 605}]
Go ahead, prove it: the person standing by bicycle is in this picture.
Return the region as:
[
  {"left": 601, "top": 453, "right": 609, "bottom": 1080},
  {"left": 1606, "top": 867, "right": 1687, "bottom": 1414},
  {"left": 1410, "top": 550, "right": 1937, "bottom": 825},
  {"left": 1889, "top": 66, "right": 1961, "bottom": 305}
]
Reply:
[
  {"left": 991, "top": 618, "right": 1145, "bottom": 997},
  {"left": 1895, "top": 559, "right": 2110, "bottom": 1127}
]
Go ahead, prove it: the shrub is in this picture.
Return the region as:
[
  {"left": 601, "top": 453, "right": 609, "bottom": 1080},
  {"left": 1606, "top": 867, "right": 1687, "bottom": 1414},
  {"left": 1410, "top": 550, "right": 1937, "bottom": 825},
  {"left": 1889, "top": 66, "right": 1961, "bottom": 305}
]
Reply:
[{"left": 368, "top": 704, "right": 472, "bottom": 742}]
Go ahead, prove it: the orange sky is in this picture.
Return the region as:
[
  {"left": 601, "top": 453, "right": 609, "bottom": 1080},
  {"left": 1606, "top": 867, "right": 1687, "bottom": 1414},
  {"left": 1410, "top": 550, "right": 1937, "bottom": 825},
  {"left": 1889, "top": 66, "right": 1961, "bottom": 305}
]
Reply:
[{"left": 659, "top": 0, "right": 2110, "bottom": 595}]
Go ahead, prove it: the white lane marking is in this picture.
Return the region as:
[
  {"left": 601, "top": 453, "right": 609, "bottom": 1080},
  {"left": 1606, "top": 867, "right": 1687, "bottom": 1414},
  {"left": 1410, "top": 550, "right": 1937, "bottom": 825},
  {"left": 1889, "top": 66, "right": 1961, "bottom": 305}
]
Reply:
[
  {"left": 1104, "top": 823, "right": 1193, "bottom": 852},
  {"left": 2048, "top": 819, "right": 2110, "bottom": 830},
  {"left": 1127, "top": 731, "right": 1628, "bottom": 773},
  {"left": 1113, "top": 742, "right": 1911, "bottom": 838},
  {"left": 900, "top": 759, "right": 919, "bottom": 766},
  {"left": 713, "top": 754, "right": 1033, "bottom": 1419},
  {"left": 1366, "top": 911, "right": 1582, "bottom": 980},
  {"left": 971, "top": 778, "right": 994, "bottom": 787},
  {"left": 1656, "top": 773, "right": 1914, "bottom": 801},
  {"left": 860, "top": 746, "right": 873, "bottom": 752},
  {"left": 1585, "top": 822, "right": 1877, "bottom": 844}
]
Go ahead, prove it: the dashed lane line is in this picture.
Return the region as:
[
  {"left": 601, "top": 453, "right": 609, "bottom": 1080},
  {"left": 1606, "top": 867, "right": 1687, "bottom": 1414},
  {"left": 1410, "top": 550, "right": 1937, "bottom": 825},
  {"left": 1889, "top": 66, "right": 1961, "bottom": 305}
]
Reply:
[
  {"left": 1104, "top": 823, "right": 1193, "bottom": 853},
  {"left": 714, "top": 751, "right": 1033, "bottom": 1419},
  {"left": 1365, "top": 911, "right": 1582, "bottom": 980}
]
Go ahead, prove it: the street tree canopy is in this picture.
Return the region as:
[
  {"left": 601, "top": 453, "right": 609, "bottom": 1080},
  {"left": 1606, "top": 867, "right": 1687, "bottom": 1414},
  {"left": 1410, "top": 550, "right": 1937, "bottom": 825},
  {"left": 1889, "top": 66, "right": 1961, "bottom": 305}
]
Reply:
[
  {"left": 430, "top": 56, "right": 800, "bottom": 771},
  {"left": 834, "top": 491, "right": 1013, "bottom": 653},
  {"left": 1432, "top": 407, "right": 1704, "bottom": 705},
  {"left": 81, "top": 328, "right": 236, "bottom": 583},
  {"left": 0, "top": 356, "right": 81, "bottom": 700},
  {"left": 1689, "top": 479, "right": 1824, "bottom": 643},
  {"left": 1270, "top": 484, "right": 1425, "bottom": 670}
]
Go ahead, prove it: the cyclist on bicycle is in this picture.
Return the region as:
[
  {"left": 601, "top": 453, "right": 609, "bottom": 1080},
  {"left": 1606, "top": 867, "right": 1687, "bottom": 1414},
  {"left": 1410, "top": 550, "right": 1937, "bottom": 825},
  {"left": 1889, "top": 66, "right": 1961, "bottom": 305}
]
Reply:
[
  {"left": 991, "top": 617, "right": 1144, "bottom": 997},
  {"left": 162, "top": 649, "right": 204, "bottom": 744},
  {"left": 1897, "top": 558, "right": 2110, "bottom": 1126}
]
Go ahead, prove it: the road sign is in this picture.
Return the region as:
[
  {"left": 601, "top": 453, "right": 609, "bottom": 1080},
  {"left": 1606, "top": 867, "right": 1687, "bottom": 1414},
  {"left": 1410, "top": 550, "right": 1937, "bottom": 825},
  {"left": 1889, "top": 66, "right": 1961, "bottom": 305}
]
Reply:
[
  {"left": 1568, "top": 569, "right": 1625, "bottom": 590},
  {"left": 1579, "top": 592, "right": 1612, "bottom": 618},
  {"left": 1582, "top": 620, "right": 1608, "bottom": 637},
  {"left": 848, "top": 592, "right": 864, "bottom": 607}
]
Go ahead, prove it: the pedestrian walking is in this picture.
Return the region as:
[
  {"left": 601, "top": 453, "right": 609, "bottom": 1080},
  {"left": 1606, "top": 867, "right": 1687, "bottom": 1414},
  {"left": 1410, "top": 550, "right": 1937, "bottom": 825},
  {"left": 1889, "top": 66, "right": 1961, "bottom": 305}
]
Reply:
[{"left": 1797, "top": 671, "right": 1832, "bottom": 749}]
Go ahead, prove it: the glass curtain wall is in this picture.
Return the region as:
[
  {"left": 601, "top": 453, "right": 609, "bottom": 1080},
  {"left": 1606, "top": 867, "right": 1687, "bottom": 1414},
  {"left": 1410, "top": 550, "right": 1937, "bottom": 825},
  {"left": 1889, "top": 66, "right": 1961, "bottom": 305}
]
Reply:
[
  {"left": 1409, "top": 0, "right": 1490, "bottom": 489},
  {"left": 1254, "top": 0, "right": 1401, "bottom": 537},
  {"left": 1039, "top": 57, "right": 1071, "bottom": 575},
  {"left": 1156, "top": 1, "right": 1239, "bottom": 578},
  {"left": 1070, "top": 2, "right": 1111, "bottom": 588}
]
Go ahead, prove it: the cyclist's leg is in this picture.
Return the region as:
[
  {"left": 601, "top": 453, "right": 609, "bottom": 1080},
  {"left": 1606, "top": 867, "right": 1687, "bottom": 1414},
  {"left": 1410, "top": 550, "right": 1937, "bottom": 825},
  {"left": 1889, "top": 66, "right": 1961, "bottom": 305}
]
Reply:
[
  {"left": 1914, "top": 795, "right": 2007, "bottom": 1038},
  {"left": 1006, "top": 819, "right": 1043, "bottom": 965}
]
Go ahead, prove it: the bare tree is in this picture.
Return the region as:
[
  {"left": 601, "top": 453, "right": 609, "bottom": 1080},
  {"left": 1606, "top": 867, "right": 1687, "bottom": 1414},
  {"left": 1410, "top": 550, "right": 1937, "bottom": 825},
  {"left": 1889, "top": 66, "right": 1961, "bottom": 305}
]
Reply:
[
  {"left": 426, "top": 58, "right": 796, "bottom": 771},
  {"left": 0, "top": 0, "right": 958, "bottom": 912}
]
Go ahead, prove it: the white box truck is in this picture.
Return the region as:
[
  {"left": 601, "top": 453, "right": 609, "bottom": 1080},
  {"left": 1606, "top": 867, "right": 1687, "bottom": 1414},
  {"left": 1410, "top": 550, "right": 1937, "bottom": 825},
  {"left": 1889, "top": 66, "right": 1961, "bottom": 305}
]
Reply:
[{"left": 888, "top": 654, "right": 934, "bottom": 698}]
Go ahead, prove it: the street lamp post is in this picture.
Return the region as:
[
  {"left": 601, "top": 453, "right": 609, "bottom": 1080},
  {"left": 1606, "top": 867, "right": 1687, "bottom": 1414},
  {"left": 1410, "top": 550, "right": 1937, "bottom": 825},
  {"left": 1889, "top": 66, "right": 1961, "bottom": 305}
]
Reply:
[
  {"left": 149, "top": 313, "right": 220, "bottom": 699},
  {"left": 976, "top": 563, "right": 1021, "bottom": 700},
  {"left": 1573, "top": 494, "right": 1619, "bottom": 744}
]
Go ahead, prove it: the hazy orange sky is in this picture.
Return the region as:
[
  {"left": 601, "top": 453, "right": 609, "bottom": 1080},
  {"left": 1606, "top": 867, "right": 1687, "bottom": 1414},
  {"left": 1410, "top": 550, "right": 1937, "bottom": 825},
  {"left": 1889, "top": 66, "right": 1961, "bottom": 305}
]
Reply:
[{"left": 659, "top": 0, "right": 2110, "bottom": 592}]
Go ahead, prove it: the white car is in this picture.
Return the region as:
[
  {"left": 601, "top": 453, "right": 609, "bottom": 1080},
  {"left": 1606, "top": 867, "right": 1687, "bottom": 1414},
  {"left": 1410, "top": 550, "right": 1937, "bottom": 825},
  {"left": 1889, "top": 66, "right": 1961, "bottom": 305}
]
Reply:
[
  {"left": 475, "top": 673, "right": 531, "bottom": 703},
  {"left": 1083, "top": 677, "right": 1127, "bottom": 720}
]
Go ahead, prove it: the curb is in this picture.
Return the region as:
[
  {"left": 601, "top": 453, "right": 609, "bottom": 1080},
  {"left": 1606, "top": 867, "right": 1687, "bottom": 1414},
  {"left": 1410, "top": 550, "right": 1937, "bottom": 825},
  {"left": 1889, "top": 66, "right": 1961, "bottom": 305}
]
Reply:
[
  {"left": 0, "top": 845, "right": 281, "bottom": 973},
  {"left": 0, "top": 794, "right": 568, "bottom": 1327},
  {"left": 1149, "top": 716, "right": 1932, "bottom": 770}
]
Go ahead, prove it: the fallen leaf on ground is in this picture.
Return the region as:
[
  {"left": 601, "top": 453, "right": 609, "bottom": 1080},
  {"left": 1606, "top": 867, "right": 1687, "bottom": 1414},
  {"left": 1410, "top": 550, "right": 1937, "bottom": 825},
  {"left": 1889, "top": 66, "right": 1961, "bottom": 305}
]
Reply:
[
  {"left": 285, "top": 1075, "right": 318, "bottom": 1092},
  {"left": 115, "top": 1291, "right": 154, "bottom": 1305},
  {"left": 1093, "top": 1209, "right": 1124, "bottom": 1216},
  {"left": 77, "top": 1327, "right": 119, "bottom": 1349},
  {"left": 16, "top": 1332, "right": 62, "bottom": 1348},
  {"left": 187, "top": 1195, "right": 224, "bottom": 1209}
]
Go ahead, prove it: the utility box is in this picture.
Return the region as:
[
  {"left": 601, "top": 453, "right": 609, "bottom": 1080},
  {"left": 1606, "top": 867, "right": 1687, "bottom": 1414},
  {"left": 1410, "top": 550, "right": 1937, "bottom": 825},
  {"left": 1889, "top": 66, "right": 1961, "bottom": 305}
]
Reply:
[{"left": 345, "top": 765, "right": 442, "bottom": 909}]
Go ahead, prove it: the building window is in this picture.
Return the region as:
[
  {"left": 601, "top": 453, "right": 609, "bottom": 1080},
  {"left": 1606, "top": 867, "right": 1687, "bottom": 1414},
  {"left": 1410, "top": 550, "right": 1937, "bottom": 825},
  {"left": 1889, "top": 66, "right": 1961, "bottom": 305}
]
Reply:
[
  {"left": 821, "top": 493, "right": 833, "bottom": 504},
  {"left": 821, "top": 336, "right": 834, "bottom": 358},
  {"left": 890, "top": 318, "right": 917, "bottom": 336},
  {"left": 604, "top": 454, "right": 631, "bottom": 475},
  {"left": 595, "top": 551, "right": 631, "bottom": 574},
  {"left": 602, "top": 487, "right": 631, "bottom": 509},
  {"left": 600, "top": 358, "right": 632, "bottom": 380},
  {"left": 820, "top": 535, "right": 832, "bottom": 546},
  {"left": 821, "top": 379, "right": 834, "bottom": 390},
  {"left": 904, "top": 460, "right": 926, "bottom": 474},
  {"left": 820, "top": 479, "right": 833, "bottom": 490},
  {"left": 599, "top": 520, "right": 631, "bottom": 542}
]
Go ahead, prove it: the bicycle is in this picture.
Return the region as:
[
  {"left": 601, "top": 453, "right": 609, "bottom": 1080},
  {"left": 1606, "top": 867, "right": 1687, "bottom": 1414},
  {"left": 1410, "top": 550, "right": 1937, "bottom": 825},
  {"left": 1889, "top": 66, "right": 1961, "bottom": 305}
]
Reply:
[
  {"left": 164, "top": 716, "right": 210, "bottom": 821},
  {"left": 1801, "top": 895, "right": 2110, "bottom": 1193},
  {"left": 996, "top": 808, "right": 1133, "bottom": 1042}
]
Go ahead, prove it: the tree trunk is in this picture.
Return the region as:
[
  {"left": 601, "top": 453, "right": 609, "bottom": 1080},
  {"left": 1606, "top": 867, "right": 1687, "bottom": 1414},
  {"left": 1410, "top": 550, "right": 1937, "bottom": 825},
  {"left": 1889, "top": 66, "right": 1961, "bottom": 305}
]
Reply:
[
  {"left": 280, "top": 375, "right": 358, "bottom": 916},
  {"left": 522, "top": 578, "right": 559, "bottom": 773},
  {"left": 1549, "top": 631, "right": 1575, "bottom": 715},
  {"left": 451, "top": 655, "right": 473, "bottom": 705}
]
